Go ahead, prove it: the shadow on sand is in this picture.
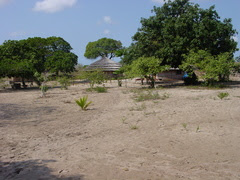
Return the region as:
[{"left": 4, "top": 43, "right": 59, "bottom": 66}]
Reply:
[{"left": 0, "top": 159, "right": 84, "bottom": 180}]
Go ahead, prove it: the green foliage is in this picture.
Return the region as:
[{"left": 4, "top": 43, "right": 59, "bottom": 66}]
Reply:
[
  {"left": 58, "top": 76, "right": 71, "bottom": 90},
  {"left": 181, "top": 50, "right": 234, "bottom": 85},
  {"left": 217, "top": 92, "right": 229, "bottom": 100},
  {"left": 123, "top": 0, "right": 237, "bottom": 67},
  {"left": 79, "top": 69, "right": 107, "bottom": 88},
  {"left": 233, "top": 63, "right": 240, "bottom": 73},
  {"left": 40, "top": 85, "right": 49, "bottom": 97},
  {"left": 125, "top": 57, "right": 169, "bottom": 88},
  {"left": 130, "top": 125, "right": 139, "bottom": 130},
  {"left": 235, "top": 56, "right": 240, "bottom": 63},
  {"left": 196, "top": 126, "right": 200, "bottom": 133},
  {"left": 75, "top": 96, "right": 92, "bottom": 110},
  {"left": 0, "top": 37, "right": 78, "bottom": 82},
  {"left": 86, "top": 86, "right": 107, "bottom": 93},
  {"left": 182, "top": 123, "right": 187, "bottom": 130},
  {"left": 84, "top": 38, "right": 122, "bottom": 59}
]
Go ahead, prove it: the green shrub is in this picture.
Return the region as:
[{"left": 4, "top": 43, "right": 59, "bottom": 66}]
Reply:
[
  {"left": 75, "top": 96, "right": 92, "bottom": 110},
  {"left": 95, "top": 86, "right": 107, "bottom": 93},
  {"left": 40, "top": 85, "right": 49, "bottom": 97},
  {"left": 217, "top": 92, "right": 229, "bottom": 100},
  {"left": 58, "top": 76, "right": 71, "bottom": 90},
  {"left": 86, "top": 86, "right": 107, "bottom": 93}
]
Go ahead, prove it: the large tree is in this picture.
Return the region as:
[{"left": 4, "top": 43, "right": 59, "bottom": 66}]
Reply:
[
  {"left": 84, "top": 38, "right": 122, "bottom": 59},
  {"left": 123, "top": 0, "right": 237, "bottom": 67},
  {"left": 0, "top": 36, "right": 78, "bottom": 85}
]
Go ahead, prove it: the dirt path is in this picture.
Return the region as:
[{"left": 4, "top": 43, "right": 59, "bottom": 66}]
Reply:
[{"left": 1, "top": 80, "right": 240, "bottom": 179}]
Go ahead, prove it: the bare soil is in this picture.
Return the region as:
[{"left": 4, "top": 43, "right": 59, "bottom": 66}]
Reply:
[{"left": 1, "top": 79, "right": 240, "bottom": 180}]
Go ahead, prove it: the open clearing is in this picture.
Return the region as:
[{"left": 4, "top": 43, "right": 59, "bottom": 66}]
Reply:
[{"left": 1, "top": 79, "right": 240, "bottom": 180}]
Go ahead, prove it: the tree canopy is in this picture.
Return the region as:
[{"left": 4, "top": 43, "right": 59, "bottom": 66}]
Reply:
[
  {"left": 122, "top": 0, "right": 237, "bottom": 67},
  {"left": 181, "top": 50, "right": 234, "bottom": 84},
  {"left": 0, "top": 36, "right": 78, "bottom": 83},
  {"left": 84, "top": 38, "right": 122, "bottom": 59},
  {"left": 125, "top": 57, "right": 169, "bottom": 88}
]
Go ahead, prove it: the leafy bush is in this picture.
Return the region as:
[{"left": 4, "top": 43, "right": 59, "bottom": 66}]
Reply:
[
  {"left": 217, "top": 92, "right": 229, "bottom": 100},
  {"left": 79, "top": 69, "right": 106, "bottom": 88},
  {"left": 94, "top": 86, "right": 107, "bottom": 93},
  {"left": 75, "top": 96, "right": 92, "bottom": 110},
  {"left": 181, "top": 50, "right": 234, "bottom": 85}
]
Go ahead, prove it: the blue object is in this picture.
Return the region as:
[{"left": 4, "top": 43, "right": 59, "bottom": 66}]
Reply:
[{"left": 183, "top": 72, "right": 189, "bottom": 79}]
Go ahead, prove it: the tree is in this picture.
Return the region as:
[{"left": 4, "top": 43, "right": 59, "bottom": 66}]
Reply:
[
  {"left": 45, "top": 51, "right": 78, "bottom": 75},
  {"left": 124, "top": 0, "right": 237, "bottom": 67},
  {"left": 84, "top": 38, "right": 122, "bottom": 59},
  {"left": 0, "top": 36, "right": 78, "bottom": 86},
  {"left": 0, "top": 40, "right": 35, "bottom": 86},
  {"left": 79, "top": 69, "right": 107, "bottom": 88},
  {"left": 181, "top": 50, "right": 234, "bottom": 85},
  {"left": 126, "top": 57, "right": 169, "bottom": 88},
  {"left": 235, "top": 56, "right": 240, "bottom": 63}
]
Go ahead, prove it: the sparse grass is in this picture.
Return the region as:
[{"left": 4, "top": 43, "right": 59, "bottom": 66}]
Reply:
[
  {"left": 129, "top": 125, "right": 139, "bottom": 130},
  {"left": 121, "top": 117, "right": 127, "bottom": 124},
  {"left": 132, "top": 89, "right": 170, "bottom": 102},
  {"left": 217, "top": 92, "right": 229, "bottom": 100},
  {"left": 182, "top": 123, "right": 187, "bottom": 130},
  {"left": 144, "top": 111, "right": 157, "bottom": 116},
  {"left": 134, "top": 90, "right": 160, "bottom": 102},
  {"left": 58, "top": 76, "right": 71, "bottom": 90},
  {"left": 86, "top": 86, "right": 107, "bottom": 93},
  {"left": 186, "top": 83, "right": 227, "bottom": 90},
  {"left": 129, "top": 103, "right": 146, "bottom": 111},
  {"left": 75, "top": 96, "right": 92, "bottom": 110},
  {"left": 160, "top": 92, "right": 170, "bottom": 100},
  {"left": 196, "top": 125, "right": 200, "bottom": 133}
]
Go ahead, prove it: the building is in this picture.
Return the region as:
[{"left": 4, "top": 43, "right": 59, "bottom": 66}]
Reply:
[{"left": 86, "top": 57, "right": 122, "bottom": 77}]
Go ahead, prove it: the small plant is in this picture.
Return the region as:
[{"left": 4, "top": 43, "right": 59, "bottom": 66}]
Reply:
[
  {"left": 130, "top": 125, "right": 139, "bottom": 130},
  {"left": 182, "top": 123, "right": 187, "bottom": 130},
  {"left": 95, "top": 86, "right": 107, "bottom": 93},
  {"left": 160, "top": 92, "right": 170, "bottom": 100},
  {"left": 217, "top": 92, "right": 229, "bottom": 100},
  {"left": 58, "top": 76, "right": 71, "bottom": 90},
  {"left": 75, "top": 96, "right": 92, "bottom": 110},
  {"left": 121, "top": 117, "right": 127, "bottom": 124},
  {"left": 86, "top": 86, "right": 107, "bottom": 93},
  {"left": 40, "top": 85, "right": 49, "bottom": 97},
  {"left": 196, "top": 125, "right": 200, "bottom": 133}
]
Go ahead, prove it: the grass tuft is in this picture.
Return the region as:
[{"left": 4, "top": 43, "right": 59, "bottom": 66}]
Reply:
[{"left": 217, "top": 92, "right": 229, "bottom": 100}]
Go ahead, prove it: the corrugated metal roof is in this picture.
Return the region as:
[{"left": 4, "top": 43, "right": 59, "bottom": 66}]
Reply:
[{"left": 86, "top": 57, "right": 122, "bottom": 71}]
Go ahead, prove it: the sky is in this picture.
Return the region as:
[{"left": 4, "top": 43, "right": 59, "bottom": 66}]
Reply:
[{"left": 0, "top": 0, "right": 240, "bottom": 65}]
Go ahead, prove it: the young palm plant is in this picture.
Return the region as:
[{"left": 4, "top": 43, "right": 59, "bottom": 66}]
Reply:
[{"left": 75, "top": 96, "right": 92, "bottom": 110}]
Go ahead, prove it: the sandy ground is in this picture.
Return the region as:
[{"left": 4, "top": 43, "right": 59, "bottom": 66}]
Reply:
[{"left": 1, "top": 79, "right": 240, "bottom": 180}]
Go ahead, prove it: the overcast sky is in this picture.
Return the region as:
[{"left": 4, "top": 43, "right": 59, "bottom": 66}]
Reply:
[{"left": 1, "top": 0, "right": 239, "bottom": 65}]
